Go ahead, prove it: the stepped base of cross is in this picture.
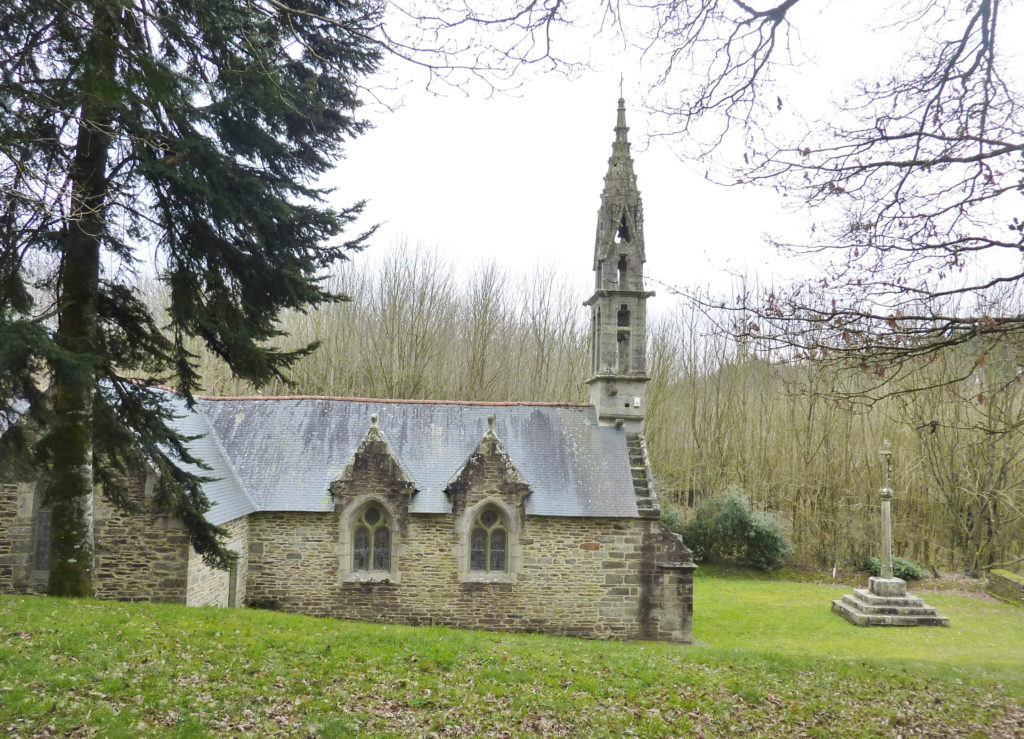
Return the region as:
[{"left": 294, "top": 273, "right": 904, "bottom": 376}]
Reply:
[{"left": 832, "top": 577, "right": 950, "bottom": 626}]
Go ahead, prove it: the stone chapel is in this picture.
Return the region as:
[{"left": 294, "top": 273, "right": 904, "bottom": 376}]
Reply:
[{"left": 0, "top": 99, "right": 696, "bottom": 643}]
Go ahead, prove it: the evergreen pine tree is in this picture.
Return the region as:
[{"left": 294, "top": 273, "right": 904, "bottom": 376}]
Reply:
[{"left": 0, "top": 0, "right": 382, "bottom": 595}]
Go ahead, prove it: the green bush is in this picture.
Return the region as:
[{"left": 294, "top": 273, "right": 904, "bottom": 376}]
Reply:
[
  {"left": 661, "top": 505, "right": 684, "bottom": 535},
  {"left": 672, "top": 489, "right": 792, "bottom": 572},
  {"left": 864, "top": 555, "right": 925, "bottom": 581}
]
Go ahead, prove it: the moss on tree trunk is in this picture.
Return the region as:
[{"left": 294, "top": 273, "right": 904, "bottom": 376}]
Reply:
[{"left": 47, "top": 3, "right": 117, "bottom": 597}]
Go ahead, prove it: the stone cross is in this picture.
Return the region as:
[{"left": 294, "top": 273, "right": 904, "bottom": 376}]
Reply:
[
  {"left": 831, "top": 437, "right": 949, "bottom": 625},
  {"left": 879, "top": 440, "right": 894, "bottom": 578}
]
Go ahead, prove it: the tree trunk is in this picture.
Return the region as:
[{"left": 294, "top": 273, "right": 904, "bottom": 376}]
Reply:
[{"left": 47, "top": 4, "right": 117, "bottom": 597}]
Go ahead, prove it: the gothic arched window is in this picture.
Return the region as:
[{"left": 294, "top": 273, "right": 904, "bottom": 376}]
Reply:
[
  {"left": 469, "top": 506, "right": 507, "bottom": 572},
  {"left": 352, "top": 504, "right": 391, "bottom": 571}
]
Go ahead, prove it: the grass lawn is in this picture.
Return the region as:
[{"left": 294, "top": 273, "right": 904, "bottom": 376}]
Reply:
[{"left": 1, "top": 569, "right": 1022, "bottom": 737}]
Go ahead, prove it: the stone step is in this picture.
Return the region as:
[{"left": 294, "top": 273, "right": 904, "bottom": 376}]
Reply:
[
  {"left": 625, "top": 432, "right": 657, "bottom": 517},
  {"left": 851, "top": 588, "right": 927, "bottom": 608},
  {"left": 832, "top": 599, "right": 950, "bottom": 627},
  {"left": 840, "top": 593, "right": 942, "bottom": 617}
]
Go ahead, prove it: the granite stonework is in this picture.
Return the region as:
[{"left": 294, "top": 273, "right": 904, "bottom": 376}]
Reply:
[
  {"left": 0, "top": 99, "right": 696, "bottom": 642},
  {"left": 185, "top": 517, "right": 249, "bottom": 607},
  {"left": 93, "top": 476, "right": 191, "bottom": 603},
  {"left": 832, "top": 576, "right": 949, "bottom": 627},
  {"left": 987, "top": 569, "right": 1024, "bottom": 606},
  {"left": 835, "top": 444, "right": 948, "bottom": 627},
  {"left": 0, "top": 482, "right": 46, "bottom": 594},
  {"left": 1, "top": 474, "right": 247, "bottom": 607},
  {"left": 243, "top": 424, "right": 694, "bottom": 642},
  {"left": 247, "top": 512, "right": 691, "bottom": 641},
  {"left": 246, "top": 513, "right": 693, "bottom": 640}
]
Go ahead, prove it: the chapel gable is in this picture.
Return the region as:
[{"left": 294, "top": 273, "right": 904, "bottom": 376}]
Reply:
[
  {"left": 331, "top": 414, "right": 416, "bottom": 512},
  {"left": 445, "top": 415, "right": 531, "bottom": 516}
]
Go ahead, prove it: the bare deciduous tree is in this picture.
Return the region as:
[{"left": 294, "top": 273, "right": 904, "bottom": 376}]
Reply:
[
  {"left": 644, "top": 0, "right": 1024, "bottom": 388},
  {"left": 390, "top": 0, "right": 1023, "bottom": 394}
]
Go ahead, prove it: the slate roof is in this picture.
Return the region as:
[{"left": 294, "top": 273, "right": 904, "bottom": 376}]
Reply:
[
  {"left": 176, "top": 396, "right": 639, "bottom": 521},
  {"left": 163, "top": 394, "right": 257, "bottom": 526}
]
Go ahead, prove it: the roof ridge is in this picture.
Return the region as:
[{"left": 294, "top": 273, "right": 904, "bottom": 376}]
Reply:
[{"left": 195, "top": 394, "right": 589, "bottom": 407}]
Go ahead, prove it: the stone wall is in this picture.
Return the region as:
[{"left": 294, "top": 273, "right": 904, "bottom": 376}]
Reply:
[
  {"left": 2, "top": 423, "right": 695, "bottom": 641},
  {"left": 988, "top": 569, "right": 1024, "bottom": 606},
  {"left": 2, "top": 473, "right": 245, "bottom": 606},
  {"left": 93, "top": 476, "right": 191, "bottom": 603},
  {"left": 0, "top": 482, "right": 47, "bottom": 594},
  {"left": 185, "top": 517, "right": 249, "bottom": 607},
  {"left": 243, "top": 418, "right": 694, "bottom": 641},
  {"left": 243, "top": 422, "right": 694, "bottom": 642},
  {"left": 2, "top": 477, "right": 194, "bottom": 600},
  {"left": 246, "top": 511, "right": 340, "bottom": 613},
  {"left": 246, "top": 510, "right": 692, "bottom": 641}
]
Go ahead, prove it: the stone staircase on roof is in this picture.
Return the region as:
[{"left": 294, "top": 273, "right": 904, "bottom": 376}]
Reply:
[{"left": 626, "top": 432, "right": 660, "bottom": 519}]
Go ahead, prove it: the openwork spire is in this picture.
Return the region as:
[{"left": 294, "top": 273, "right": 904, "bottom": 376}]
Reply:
[
  {"left": 601, "top": 98, "right": 639, "bottom": 205},
  {"left": 586, "top": 98, "right": 653, "bottom": 432}
]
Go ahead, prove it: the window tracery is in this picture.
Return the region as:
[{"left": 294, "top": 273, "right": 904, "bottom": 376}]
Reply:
[
  {"left": 469, "top": 506, "right": 507, "bottom": 572},
  {"left": 352, "top": 503, "right": 391, "bottom": 571}
]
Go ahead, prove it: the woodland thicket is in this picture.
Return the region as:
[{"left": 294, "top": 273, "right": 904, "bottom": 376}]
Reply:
[{"left": 171, "top": 245, "right": 1024, "bottom": 577}]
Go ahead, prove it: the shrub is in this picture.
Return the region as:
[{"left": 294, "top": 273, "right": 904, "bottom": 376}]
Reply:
[
  {"left": 661, "top": 505, "right": 684, "bottom": 536},
  {"left": 864, "top": 555, "right": 925, "bottom": 581},
  {"left": 676, "top": 489, "right": 791, "bottom": 572}
]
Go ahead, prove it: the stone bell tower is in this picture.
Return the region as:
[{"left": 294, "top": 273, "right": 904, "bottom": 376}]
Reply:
[{"left": 585, "top": 98, "right": 654, "bottom": 431}]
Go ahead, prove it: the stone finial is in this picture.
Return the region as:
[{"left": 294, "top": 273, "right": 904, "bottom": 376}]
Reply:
[
  {"left": 487, "top": 414, "right": 495, "bottom": 430},
  {"left": 371, "top": 413, "right": 379, "bottom": 427},
  {"left": 615, "top": 96, "right": 628, "bottom": 143}
]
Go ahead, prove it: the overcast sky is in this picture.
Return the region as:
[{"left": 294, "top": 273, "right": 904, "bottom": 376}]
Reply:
[
  {"left": 323, "top": 3, "right": 1019, "bottom": 312},
  {"left": 329, "top": 72, "right": 803, "bottom": 307},
  {"left": 322, "top": 3, "right": 849, "bottom": 312}
]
